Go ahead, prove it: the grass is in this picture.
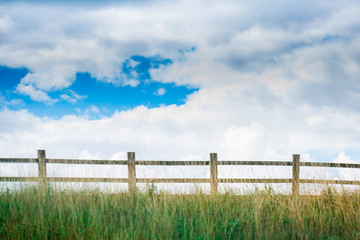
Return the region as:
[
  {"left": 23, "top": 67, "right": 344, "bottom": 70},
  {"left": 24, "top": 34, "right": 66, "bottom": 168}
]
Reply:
[{"left": 1, "top": 185, "right": 360, "bottom": 239}]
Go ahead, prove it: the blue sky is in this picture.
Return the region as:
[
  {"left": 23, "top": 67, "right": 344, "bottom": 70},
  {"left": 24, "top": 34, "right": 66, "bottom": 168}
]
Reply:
[
  {"left": 0, "top": 56, "right": 197, "bottom": 118},
  {"left": 0, "top": 0, "right": 360, "bottom": 175}
]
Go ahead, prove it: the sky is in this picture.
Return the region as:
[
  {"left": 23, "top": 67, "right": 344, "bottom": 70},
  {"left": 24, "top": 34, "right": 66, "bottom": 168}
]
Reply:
[{"left": 1, "top": 0, "right": 360, "bottom": 190}]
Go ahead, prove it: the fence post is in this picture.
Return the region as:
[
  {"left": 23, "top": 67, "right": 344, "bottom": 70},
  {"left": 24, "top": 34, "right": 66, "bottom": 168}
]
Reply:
[
  {"left": 210, "top": 153, "right": 218, "bottom": 194},
  {"left": 128, "top": 152, "right": 136, "bottom": 193},
  {"left": 292, "top": 154, "right": 300, "bottom": 197},
  {"left": 37, "top": 150, "right": 47, "bottom": 188}
]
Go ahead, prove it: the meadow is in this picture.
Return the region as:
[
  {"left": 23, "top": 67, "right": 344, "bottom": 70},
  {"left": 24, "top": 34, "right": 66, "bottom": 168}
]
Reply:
[{"left": 1, "top": 185, "right": 360, "bottom": 239}]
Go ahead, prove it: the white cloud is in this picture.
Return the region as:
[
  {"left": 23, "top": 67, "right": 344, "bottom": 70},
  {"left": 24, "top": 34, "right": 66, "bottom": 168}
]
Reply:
[
  {"left": 0, "top": 93, "right": 24, "bottom": 107},
  {"left": 1, "top": 87, "right": 360, "bottom": 161},
  {"left": 80, "top": 105, "right": 101, "bottom": 119},
  {"left": 0, "top": 15, "right": 12, "bottom": 32},
  {"left": 110, "top": 152, "right": 127, "bottom": 160},
  {"left": 78, "top": 150, "right": 101, "bottom": 160},
  {"left": 220, "top": 123, "right": 270, "bottom": 160},
  {"left": 15, "top": 83, "right": 57, "bottom": 105},
  {"left": 60, "top": 89, "right": 86, "bottom": 104},
  {"left": 0, "top": 0, "right": 359, "bottom": 99},
  {"left": 154, "top": 87, "right": 166, "bottom": 96},
  {"left": 334, "top": 152, "right": 360, "bottom": 181},
  {"left": 128, "top": 59, "right": 140, "bottom": 68}
]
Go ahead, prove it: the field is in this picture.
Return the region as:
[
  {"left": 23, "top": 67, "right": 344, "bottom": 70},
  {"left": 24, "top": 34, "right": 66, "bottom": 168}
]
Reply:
[{"left": 1, "top": 185, "right": 360, "bottom": 239}]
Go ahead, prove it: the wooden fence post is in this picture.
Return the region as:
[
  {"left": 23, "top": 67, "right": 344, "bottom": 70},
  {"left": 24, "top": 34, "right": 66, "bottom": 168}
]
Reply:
[
  {"left": 37, "top": 150, "right": 47, "bottom": 187},
  {"left": 292, "top": 154, "right": 300, "bottom": 197},
  {"left": 210, "top": 153, "right": 218, "bottom": 194},
  {"left": 128, "top": 152, "right": 136, "bottom": 193}
]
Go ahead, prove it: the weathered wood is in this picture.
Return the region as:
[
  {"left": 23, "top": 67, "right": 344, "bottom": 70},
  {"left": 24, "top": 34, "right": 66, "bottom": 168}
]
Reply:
[
  {"left": 0, "top": 177, "right": 38, "bottom": 182},
  {"left": 38, "top": 150, "right": 47, "bottom": 187},
  {"left": 301, "top": 162, "right": 360, "bottom": 168},
  {"left": 43, "top": 159, "right": 293, "bottom": 166},
  {"left": 292, "top": 154, "right": 300, "bottom": 197},
  {"left": 0, "top": 158, "right": 38, "bottom": 163},
  {"left": 47, "top": 177, "right": 128, "bottom": 183},
  {"left": 46, "top": 159, "right": 127, "bottom": 165},
  {"left": 2, "top": 150, "right": 360, "bottom": 191},
  {"left": 136, "top": 178, "right": 210, "bottom": 183},
  {"left": 210, "top": 153, "right": 218, "bottom": 194},
  {"left": 218, "top": 161, "right": 292, "bottom": 166},
  {"left": 2, "top": 177, "right": 360, "bottom": 186},
  {"left": 300, "top": 179, "right": 360, "bottom": 185},
  {"left": 135, "top": 160, "right": 210, "bottom": 165},
  {"left": 218, "top": 178, "right": 292, "bottom": 183},
  {"left": 128, "top": 152, "right": 136, "bottom": 193}
]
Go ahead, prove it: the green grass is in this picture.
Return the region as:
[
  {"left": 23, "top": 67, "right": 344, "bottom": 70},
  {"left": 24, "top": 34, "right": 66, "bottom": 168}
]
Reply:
[{"left": 1, "top": 185, "right": 360, "bottom": 239}]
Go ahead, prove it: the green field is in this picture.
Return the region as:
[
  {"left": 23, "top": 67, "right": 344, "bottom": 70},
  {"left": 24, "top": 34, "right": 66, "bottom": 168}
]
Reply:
[{"left": 1, "top": 186, "right": 359, "bottom": 239}]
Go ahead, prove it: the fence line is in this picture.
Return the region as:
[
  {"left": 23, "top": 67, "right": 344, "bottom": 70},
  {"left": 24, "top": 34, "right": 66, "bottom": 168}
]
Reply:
[{"left": 1, "top": 150, "right": 360, "bottom": 196}]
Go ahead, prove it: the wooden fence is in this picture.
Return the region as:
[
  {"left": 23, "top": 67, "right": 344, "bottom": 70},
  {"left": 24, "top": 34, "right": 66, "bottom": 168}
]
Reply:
[{"left": 1, "top": 150, "right": 360, "bottom": 196}]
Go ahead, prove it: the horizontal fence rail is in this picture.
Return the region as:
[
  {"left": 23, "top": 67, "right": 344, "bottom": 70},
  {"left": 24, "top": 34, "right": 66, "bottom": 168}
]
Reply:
[
  {"left": 47, "top": 159, "right": 128, "bottom": 165},
  {"left": 1, "top": 150, "right": 360, "bottom": 196},
  {"left": 0, "top": 158, "right": 38, "bottom": 163}
]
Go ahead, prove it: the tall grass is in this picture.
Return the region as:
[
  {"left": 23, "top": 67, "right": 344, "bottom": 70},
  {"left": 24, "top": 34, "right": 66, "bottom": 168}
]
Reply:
[{"left": 1, "top": 185, "right": 360, "bottom": 239}]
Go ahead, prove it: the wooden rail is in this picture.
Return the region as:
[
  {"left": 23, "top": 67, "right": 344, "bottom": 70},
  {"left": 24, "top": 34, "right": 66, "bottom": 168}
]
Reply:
[{"left": 1, "top": 150, "right": 360, "bottom": 196}]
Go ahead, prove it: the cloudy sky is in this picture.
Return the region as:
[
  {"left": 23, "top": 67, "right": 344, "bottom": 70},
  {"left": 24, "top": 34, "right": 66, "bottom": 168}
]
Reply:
[{"left": 1, "top": 0, "right": 360, "bottom": 186}]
